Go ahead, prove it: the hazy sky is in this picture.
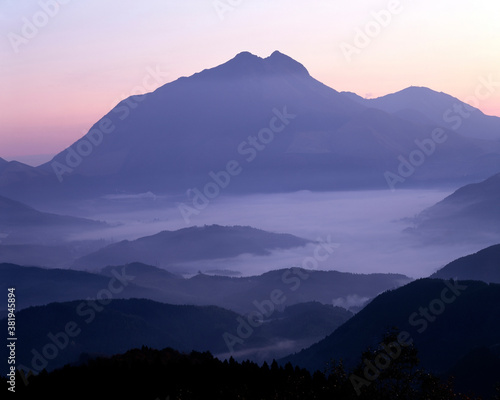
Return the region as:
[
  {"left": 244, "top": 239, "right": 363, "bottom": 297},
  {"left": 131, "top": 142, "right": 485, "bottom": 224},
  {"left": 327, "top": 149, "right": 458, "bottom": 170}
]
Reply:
[{"left": 2, "top": 0, "right": 500, "bottom": 164}]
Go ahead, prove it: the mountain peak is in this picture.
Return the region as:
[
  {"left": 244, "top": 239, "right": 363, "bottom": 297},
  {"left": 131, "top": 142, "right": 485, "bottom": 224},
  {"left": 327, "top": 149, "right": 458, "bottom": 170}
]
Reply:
[
  {"left": 265, "top": 50, "right": 309, "bottom": 76},
  {"left": 397, "top": 86, "right": 447, "bottom": 98},
  {"left": 200, "top": 51, "right": 309, "bottom": 80},
  {"left": 234, "top": 51, "right": 262, "bottom": 61}
]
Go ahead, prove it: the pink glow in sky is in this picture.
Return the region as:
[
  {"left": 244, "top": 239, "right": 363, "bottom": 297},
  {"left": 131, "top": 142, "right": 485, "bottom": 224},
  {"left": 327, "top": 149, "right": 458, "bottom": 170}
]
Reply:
[{"left": 1, "top": 0, "right": 500, "bottom": 165}]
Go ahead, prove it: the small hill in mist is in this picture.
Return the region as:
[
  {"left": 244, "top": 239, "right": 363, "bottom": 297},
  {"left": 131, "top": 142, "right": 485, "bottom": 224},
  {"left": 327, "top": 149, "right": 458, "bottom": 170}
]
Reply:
[{"left": 72, "top": 224, "right": 313, "bottom": 271}]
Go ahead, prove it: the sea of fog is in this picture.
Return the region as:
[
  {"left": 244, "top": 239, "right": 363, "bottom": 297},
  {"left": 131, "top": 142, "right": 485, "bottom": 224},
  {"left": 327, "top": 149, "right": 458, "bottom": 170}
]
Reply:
[{"left": 73, "top": 189, "right": 492, "bottom": 279}]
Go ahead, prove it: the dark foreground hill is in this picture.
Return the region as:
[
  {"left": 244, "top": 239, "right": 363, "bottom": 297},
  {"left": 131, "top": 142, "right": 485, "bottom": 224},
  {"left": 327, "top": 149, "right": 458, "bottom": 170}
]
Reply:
[
  {"left": 431, "top": 243, "right": 500, "bottom": 283},
  {"left": 282, "top": 279, "right": 500, "bottom": 398},
  {"left": 5, "top": 347, "right": 480, "bottom": 400},
  {"left": 0, "top": 299, "right": 351, "bottom": 374}
]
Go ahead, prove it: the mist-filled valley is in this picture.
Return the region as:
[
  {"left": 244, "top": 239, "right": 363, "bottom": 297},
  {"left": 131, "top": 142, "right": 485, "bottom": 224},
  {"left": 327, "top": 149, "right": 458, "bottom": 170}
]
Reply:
[{"left": 19, "top": 188, "right": 495, "bottom": 279}]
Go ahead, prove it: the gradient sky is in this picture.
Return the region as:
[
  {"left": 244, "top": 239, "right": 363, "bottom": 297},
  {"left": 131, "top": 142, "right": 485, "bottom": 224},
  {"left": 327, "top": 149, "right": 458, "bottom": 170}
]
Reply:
[{"left": 1, "top": 0, "right": 500, "bottom": 165}]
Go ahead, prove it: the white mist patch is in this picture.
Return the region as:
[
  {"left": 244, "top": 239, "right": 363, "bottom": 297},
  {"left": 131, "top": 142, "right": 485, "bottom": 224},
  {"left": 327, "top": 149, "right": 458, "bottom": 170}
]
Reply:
[{"left": 332, "top": 295, "right": 370, "bottom": 310}]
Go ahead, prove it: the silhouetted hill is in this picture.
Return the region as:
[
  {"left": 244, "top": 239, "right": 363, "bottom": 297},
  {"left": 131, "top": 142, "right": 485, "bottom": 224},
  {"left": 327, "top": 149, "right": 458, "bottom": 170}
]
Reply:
[
  {"left": 431, "top": 244, "right": 500, "bottom": 283},
  {"left": 283, "top": 279, "right": 500, "bottom": 391},
  {"left": 0, "top": 299, "right": 352, "bottom": 374},
  {"left": 1, "top": 262, "right": 410, "bottom": 316},
  {"left": 210, "top": 269, "right": 406, "bottom": 312},
  {"left": 101, "top": 263, "right": 411, "bottom": 314},
  {"left": 0, "top": 263, "right": 158, "bottom": 316},
  {"left": 7, "top": 346, "right": 477, "bottom": 400},
  {"left": 448, "top": 346, "right": 500, "bottom": 399},
  {"left": 72, "top": 224, "right": 313, "bottom": 271}
]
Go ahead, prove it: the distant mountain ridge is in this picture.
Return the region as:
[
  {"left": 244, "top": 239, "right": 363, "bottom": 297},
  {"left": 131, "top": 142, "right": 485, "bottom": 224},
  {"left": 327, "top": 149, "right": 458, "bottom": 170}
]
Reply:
[
  {"left": 2, "top": 52, "right": 500, "bottom": 203},
  {"left": 0, "top": 263, "right": 160, "bottom": 315},
  {"left": 0, "top": 262, "right": 412, "bottom": 316},
  {"left": 343, "top": 86, "right": 500, "bottom": 140},
  {"left": 0, "top": 194, "right": 105, "bottom": 245}
]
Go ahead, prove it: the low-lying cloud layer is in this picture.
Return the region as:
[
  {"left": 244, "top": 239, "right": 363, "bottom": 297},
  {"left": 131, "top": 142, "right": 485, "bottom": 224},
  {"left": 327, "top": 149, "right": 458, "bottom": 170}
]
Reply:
[{"left": 71, "top": 189, "right": 498, "bottom": 278}]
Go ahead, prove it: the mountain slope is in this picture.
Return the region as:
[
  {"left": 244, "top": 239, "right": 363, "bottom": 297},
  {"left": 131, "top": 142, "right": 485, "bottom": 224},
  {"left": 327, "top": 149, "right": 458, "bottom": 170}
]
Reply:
[
  {"left": 410, "top": 172, "right": 500, "bottom": 243},
  {"left": 431, "top": 244, "right": 500, "bottom": 283},
  {"left": 282, "top": 279, "right": 500, "bottom": 377},
  {"left": 72, "top": 224, "right": 313, "bottom": 271},
  {"left": 35, "top": 50, "right": 367, "bottom": 195}
]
